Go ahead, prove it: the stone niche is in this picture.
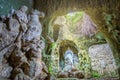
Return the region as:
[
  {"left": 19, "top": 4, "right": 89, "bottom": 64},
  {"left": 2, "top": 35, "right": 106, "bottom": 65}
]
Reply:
[
  {"left": 50, "top": 40, "right": 79, "bottom": 73},
  {"left": 59, "top": 40, "right": 79, "bottom": 70},
  {"left": 88, "top": 44, "right": 118, "bottom": 76}
]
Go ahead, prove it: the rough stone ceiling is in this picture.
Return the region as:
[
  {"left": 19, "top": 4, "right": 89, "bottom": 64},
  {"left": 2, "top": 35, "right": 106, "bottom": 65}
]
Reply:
[
  {"left": 34, "top": 0, "right": 120, "bottom": 17},
  {"left": 34, "top": 0, "right": 120, "bottom": 77}
]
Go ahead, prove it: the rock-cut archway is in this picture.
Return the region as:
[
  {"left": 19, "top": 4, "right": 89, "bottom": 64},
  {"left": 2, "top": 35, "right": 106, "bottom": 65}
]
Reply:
[
  {"left": 47, "top": 11, "right": 119, "bottom": 78},
  {"left": 59, "top": 39, "right": 79, "bottom": 70}
]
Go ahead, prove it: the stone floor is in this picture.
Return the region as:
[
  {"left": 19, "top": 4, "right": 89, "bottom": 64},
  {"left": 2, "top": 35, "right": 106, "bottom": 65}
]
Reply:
[
  {"left": 0, "top": 78, "right": 119, "bottom": 80},
  {"left": 57, "top": 78, "right": 119, "bottom": 80},
  {"left": 87, "top": 78, "right": 119, "bottom": 80}
]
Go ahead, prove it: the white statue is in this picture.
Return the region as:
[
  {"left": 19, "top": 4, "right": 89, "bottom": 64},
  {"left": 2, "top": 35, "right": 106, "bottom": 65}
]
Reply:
[
  {"left": 64, "top": 49, "right": 74, "bottom": 66},
  {"left": 73, "top": 54, "right": 79, "bottom": 67},
  {"left": 63, "top": 47, "right": 80, "bottom": 72},
  {"left": 63, "top": 48, "right": 74, "bottom": 72}
]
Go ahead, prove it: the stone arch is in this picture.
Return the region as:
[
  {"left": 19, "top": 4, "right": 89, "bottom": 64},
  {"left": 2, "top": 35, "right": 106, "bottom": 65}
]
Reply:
[
  {"left": 35, "top": 0, "right": 120, "bottom": 77},
  {"left": 58, "top": 39, "right": 79, "bottom": 69},
  {"left": 47, "top": 11, "right": 119, "bottom": 77}
]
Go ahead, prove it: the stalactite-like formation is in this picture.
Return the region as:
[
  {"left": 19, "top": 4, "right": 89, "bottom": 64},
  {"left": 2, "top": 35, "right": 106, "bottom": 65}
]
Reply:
[{"left": 0, "top": 6, "right": 48, "bottom": 80}]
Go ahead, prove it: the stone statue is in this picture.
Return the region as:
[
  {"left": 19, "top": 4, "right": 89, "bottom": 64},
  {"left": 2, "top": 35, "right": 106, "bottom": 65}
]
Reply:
[
  {"left": 64, "top": 49, "right": 74, "bottom": 66},
  {"left": 63, "top": 48, "right": 74, "bottom": 72},
  {"left": 73, "top": 54, "right": 79, "bottom": 67},
  {"left": 57, "top": 48, "right": 84, "bottom": 79}
]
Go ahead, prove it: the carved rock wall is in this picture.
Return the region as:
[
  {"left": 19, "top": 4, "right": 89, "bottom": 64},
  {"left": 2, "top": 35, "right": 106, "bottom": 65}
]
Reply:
[{"left": 88, "top": 44, "right": 118, "bottom": 76}]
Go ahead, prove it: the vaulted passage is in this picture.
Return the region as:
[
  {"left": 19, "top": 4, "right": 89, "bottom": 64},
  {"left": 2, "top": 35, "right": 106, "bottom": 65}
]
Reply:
[
  {"left": 0, "top": 0, "right": 120, "bottom": 80},
  {"left": 46, "top": 11, "right": 119, "bottom": 79}
]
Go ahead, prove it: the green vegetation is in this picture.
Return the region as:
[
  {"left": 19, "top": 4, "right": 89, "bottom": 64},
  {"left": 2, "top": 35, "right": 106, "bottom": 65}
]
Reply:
[
  {"left": 40, "top": 0, "right": 120, "bottom": 78},
  {"left": 92, "top": 71, "right": 101, "bottom": 78},
  {"left": 65, "top": 11, "right": 84, "bottom": 32},
  {"left": 65, "top": 11, "right": 84, "bottom": 24}
]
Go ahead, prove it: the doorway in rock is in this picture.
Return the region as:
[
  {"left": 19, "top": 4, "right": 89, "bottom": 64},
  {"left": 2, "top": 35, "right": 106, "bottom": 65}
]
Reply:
[{"left": 46, "top": 11, "right": 119, "bottom": 79}]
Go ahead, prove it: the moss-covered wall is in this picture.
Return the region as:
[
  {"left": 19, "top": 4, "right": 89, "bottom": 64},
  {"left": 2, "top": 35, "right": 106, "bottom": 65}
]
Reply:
[
  {"left": 35, "top": 0, "right": 120, "bottom": 78},
  {"left": 0, "top": 0, "right": 120, "bottom": 78}
]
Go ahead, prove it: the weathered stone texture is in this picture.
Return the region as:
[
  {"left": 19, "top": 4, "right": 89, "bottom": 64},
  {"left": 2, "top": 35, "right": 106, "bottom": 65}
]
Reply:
[
  {"left": 0, "top": 6, "right": 48, "bottom": 80},
  {"left": 89, "top": 44, "right": 117, "bottom": 75}
]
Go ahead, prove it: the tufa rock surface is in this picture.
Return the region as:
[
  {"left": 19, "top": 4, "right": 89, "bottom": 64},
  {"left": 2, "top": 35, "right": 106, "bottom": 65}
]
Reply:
[
  {"left": 88, "top": 44, "right": 118, "bottom": 75},
  {"left": 0, "top": 6, "right": 48, "bottom": 80}
]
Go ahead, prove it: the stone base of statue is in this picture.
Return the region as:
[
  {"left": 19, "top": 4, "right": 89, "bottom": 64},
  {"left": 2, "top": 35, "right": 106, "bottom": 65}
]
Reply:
[{"left": 57, "top": 68, "right": 84, "bottom": 79}]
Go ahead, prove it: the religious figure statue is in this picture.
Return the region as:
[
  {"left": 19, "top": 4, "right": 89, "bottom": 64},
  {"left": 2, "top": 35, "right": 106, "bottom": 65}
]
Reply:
[
  {"left": 58, "top": 48, "right": 85, "bottom": 78},
  {"left": 63, "top": 48, "right": 74, "bottom": 72}
]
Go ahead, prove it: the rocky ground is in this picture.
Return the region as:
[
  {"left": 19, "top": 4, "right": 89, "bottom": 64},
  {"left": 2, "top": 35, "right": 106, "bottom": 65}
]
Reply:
[
  {"left": 87, "top": 78, "right": 119, "bottom": 80},
  {"left": 57, "top": 78, "right": 119, "bottom": 80}
]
